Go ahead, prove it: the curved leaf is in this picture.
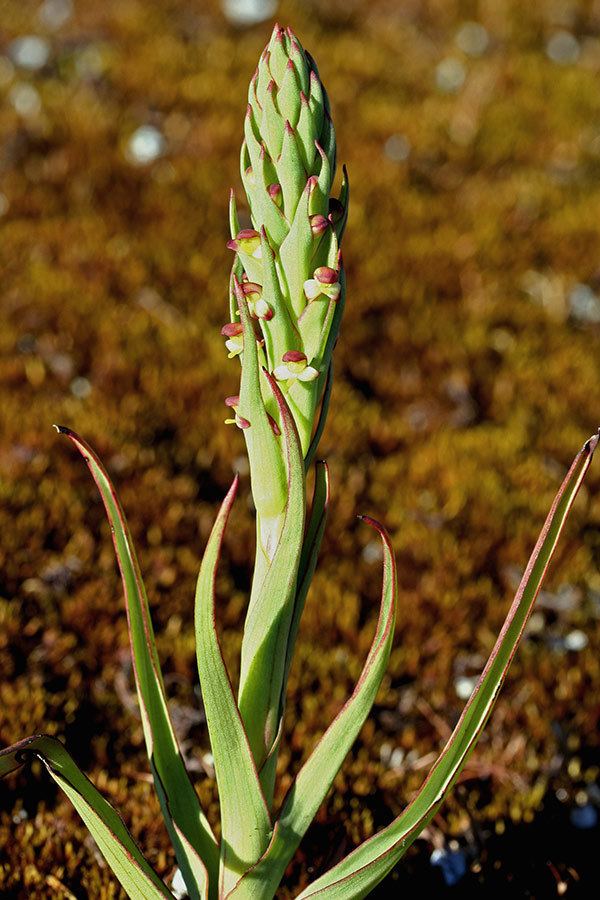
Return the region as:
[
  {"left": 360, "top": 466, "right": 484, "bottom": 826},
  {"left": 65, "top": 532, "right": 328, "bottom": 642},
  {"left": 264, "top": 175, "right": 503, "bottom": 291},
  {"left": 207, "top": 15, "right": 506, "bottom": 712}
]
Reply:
[
  {"left": 194, "top": 476, "right": 272, "bottom": 896},
  {"left": 297, "top": 432, "right": 598, "bottom": 899},
  {"left": 227, "top": 516, "right": 397, "bottom": 899},
  {"left": 56, "top": 427, "right": 219, "bottom": 899},
  {"left": 0, "top": 735, "right": 172, "bottom": 899}
]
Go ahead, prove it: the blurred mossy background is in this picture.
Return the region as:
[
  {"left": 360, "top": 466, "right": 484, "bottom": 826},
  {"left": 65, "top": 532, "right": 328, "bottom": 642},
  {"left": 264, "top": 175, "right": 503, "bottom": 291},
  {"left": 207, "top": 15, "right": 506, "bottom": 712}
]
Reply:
[{"left": 1, "top": 0, "right": 600, "bottom": 896}]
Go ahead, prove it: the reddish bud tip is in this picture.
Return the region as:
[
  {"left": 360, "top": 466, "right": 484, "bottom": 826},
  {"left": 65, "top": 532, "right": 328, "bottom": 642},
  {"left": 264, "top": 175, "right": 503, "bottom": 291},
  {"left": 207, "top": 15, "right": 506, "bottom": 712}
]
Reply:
[
  {"left": 282, "top": 350, "right": 307, "bottom": 363},
  {"left": 285, "top": 120, "right": 295, "bottom": 135},
  {"left": 306, "top": 175, "right": 318, "bottom": 193},
  {"left": 268, "top": 413, "right": 281, "bottom": 436},
  {"left": 242, "top": 281, "right": 262, "bottom": 296},
  {"left": 226, "top": 239, "right": 237, "bottom": 251},
  {"left": 315, "top": 266, "right": 338, "bottom": 284},
  {"left": 268, "top": 183, "right": 281, "bottom": 199},
  {"left": 267, "top": 79, "right": 277, "bottom": 94},
  {"left": 221, "top": 323, "right": 243, "bottom": 337},
  {"left": 237, "top": 416, "right": 251, "bottom": 429},
  {"left": 300, "top": 90, "right": 309, "bottom": 107},
  {"left": 224, "top": 395, "right": 240, "bottom": 407},
  {"left": 237, "top": 228, "right": 260, "bottom": 240},
  {"left": 310, "top": 214, "right": 329, "bottom": 235}
]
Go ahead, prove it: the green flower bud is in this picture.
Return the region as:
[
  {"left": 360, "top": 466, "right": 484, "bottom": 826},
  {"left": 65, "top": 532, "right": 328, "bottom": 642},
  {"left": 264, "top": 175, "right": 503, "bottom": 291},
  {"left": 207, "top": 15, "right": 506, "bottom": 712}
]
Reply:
[{"left": 229, "top": 24, "right": 348, "bottom": 458}]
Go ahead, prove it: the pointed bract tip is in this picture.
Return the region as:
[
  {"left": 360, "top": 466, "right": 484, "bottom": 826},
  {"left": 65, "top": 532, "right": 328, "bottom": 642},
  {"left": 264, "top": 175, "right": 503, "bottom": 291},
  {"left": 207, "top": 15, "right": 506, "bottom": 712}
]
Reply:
[
  {"left": 285, "top": 120, "right": 295, "bottom": 135},
  {"left": 267, "top": 79, "right": 277, "bottom": 94},
  {"left": 53, "top": 424, "right": 70, "bottom": 434},
  {"left": 584, "top": 429, "right": 600, "bottom": 454},
  {"left": 306, "top": 175, "right": 318, "bottom": 193},
  {"left": 300, "top": 90, "right": 309, "bottom": 106}
]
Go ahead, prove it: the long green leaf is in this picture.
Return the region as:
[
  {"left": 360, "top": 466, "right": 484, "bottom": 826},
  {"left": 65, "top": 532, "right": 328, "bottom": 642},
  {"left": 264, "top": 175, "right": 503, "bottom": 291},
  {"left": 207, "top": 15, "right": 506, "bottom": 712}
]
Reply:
[
  {"left": 305, "top": 364, "right": 333, "bottom": 472},
  {"left": 258, "top": 460, "right": 330, "bottom": 817},
  {"left": 282, "top": 460, "right": 330, "bottom": 708},
  {"left": 194, "top": 476, "right": 272, "bottom": 896},
  {"left": 0, "top": 735, "right": 172, "bottom": 899},
  {"left": 56, "top": 427, "right": 219, "bottom": 899},
  {"left": 296, "top": 432, "right": 598, "bottom": 899},
  {"left": 227, "top": 516, "right": 397, "bottom": 899},
  {"left": 238, "top": 370, "right": 306, "bottom": 778}
]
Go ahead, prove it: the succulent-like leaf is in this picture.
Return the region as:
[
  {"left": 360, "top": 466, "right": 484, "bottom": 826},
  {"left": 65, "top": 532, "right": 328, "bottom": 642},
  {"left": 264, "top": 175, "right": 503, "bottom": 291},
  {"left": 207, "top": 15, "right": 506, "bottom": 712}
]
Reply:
[
  {"left": 236, "top": 283, "right": 288, "bottom": 524},
  {"left": 238, "top": 370, "right": 306, "bottom": 781},
  {"left": 295, "top": 432, "right": 598, "bottom": 899},
  {"left": 283, "top": 460, "right": 330, "bottom": 690},
  {"left": 227, "top": 517, "right": 396, "bottom": 899},
  {"left": 305, "top": 363, "right": 333, "bottom": 472},
  {"left": 55, "top": 428, "right": 219, "bottom": 899},
  {"left": 194, "top": 476, "right": 272, "bottom": 895},
  {"left": 0, "top": 735, "right": 172, "bottom": 899}
]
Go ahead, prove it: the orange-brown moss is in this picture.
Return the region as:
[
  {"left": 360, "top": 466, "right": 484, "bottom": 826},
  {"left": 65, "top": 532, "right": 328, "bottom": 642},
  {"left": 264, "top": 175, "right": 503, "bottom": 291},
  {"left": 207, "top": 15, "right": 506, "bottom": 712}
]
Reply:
[{"left": 0, "top": 0, "right": 599, "bottom": 895}]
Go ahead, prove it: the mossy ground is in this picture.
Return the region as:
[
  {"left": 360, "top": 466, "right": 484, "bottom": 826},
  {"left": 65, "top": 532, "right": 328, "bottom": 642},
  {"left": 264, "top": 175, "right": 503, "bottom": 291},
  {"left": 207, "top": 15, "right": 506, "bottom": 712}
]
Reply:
[{"left": 0, "top": 0, "right": 599, "bottom": 896}]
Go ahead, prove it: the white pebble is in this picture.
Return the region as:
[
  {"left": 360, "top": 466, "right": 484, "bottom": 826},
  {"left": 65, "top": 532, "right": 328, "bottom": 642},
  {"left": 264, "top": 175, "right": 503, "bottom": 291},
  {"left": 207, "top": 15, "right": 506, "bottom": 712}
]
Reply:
[
  {"left": 171, "top": 868, "right": 189, "bottom": 899},
  {"left": 70, "top": 376, "right": 91, "bottom": 399},
  {"left": 384, "top": 134, "right": 411, "bottom": 162},
  {"left": 564, "top": 629, "right": 588, "bottom": 652},
  {"left": 127, "top": 125, "right": 166, "bottom": 165},
  {"left": 569, "top": 283, "right": 600, "bottom": 324},
  {"left": 222, "top": 0, "right": 278, "bottom": 27},
  {"left": 546, "top": 31, "right": 580, "bottom": 65},
  {"left": 38, "top": 0, "right": 73, "bottom": 30},
  {"left": 455, "top": 675, "right": 478, "bottom": 700},
  {"left": 9, "top": 36, "right": 50, "bottom": 71},
  {"left": 436, "top": 57, "right": 466, "bottom": 94},
  {"left": 9, "top": 82, "right": 41, "bottom": 117},
  {"left": 455, "top": 22, "right": 489, "bottom": 57}
]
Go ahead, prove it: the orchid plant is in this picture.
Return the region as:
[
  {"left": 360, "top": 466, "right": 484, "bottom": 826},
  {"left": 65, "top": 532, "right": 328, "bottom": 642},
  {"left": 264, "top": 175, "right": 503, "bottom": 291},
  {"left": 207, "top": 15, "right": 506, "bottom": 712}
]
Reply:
[{"left": 1, "top": 24, "right": 597, "bottom": 900}]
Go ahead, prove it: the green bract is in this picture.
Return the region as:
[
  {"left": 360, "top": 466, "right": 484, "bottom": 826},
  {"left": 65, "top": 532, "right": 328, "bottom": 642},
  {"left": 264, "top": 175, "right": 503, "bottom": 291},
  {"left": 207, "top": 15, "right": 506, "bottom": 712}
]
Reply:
[{"left": 1, "top": 22, "right": 598, "bottom": 900}]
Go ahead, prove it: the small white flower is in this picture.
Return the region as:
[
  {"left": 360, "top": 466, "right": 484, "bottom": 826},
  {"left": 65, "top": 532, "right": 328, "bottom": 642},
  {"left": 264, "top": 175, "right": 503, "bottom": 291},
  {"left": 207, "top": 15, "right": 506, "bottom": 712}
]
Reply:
[
  {"left": 303, "top": 266, "right": 341, "bottom": 302},
  {"left": 274, "top": 351, "right": 319, "bottom": 382}
]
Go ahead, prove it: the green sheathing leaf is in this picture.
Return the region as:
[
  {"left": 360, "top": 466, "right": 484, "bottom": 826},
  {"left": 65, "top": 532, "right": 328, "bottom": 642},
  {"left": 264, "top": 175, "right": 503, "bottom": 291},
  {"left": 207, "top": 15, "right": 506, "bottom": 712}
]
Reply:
[
  {"left": 236, "top": 283, "right": 287, "bottom": 525},
  {"left": 227, "top": 517, "right": 397, "bottom": 900},
  {"left": 57, "top": 428, "right": 218, "bottom": 899},
  {"left": 238, "top": 371, "right": 306, "bottom": 779},
  {"left": 295, "top": 433, "right": 598, "bottom": 899},
  {"left": 194, "top": 476, "right": 272, "bottom": 896},
  {"left": 282, "top": 460, "right": 330, "bottom": 692},
  {"left": 305, "top": 365, "right": 333, "bottom": 472},
  {"left": 0, "top": 735, "right": 172, "bottom": 900}
]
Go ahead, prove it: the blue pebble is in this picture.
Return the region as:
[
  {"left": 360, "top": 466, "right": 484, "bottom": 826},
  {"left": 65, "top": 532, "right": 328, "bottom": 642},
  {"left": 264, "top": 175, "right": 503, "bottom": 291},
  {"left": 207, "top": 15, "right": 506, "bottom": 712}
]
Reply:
[
  {"left": 570, "top": 804, "right": 598, "bottom": 830},
  {"left": 430, "top": 848, "right": 467, "bottom": 886}
]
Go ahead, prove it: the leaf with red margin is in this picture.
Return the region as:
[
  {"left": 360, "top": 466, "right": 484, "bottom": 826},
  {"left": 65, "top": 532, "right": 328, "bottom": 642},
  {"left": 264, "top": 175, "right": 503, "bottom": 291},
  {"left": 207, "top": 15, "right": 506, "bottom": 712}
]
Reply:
[
  {"left": 194, "top": 476, "right": 271, "bottom": 897},
  {"left": 0, "top": 735, "right": 172, "bottom": 899},
  {"left": 227, "top": 515, "right": 397, "bottom": 899},
  {"left": 55, "top": 427, "right": 218, "bottom": 900},
  {"left": 295, "top": 432, "right": 598, "bottom": 899},
  {"left": 237, "top": 369, "right": 306, "bottom": 786}
]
